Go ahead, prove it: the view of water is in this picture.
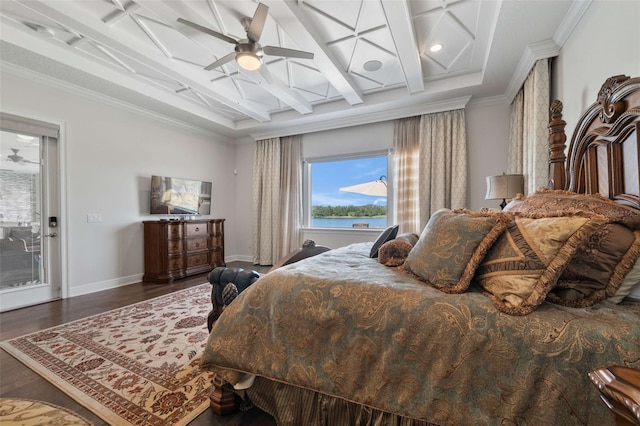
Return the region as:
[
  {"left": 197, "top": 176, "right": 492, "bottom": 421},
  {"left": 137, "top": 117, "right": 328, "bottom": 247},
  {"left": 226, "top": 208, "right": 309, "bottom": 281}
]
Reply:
[{"left": 312, "top": 217, "right": 387, "bottom": 228}]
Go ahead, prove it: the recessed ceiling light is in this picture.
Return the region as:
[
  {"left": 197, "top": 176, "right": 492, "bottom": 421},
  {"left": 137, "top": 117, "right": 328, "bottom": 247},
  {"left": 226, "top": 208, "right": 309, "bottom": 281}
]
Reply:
[
  {"left": 363, "top": 60, "right": 382, "bottom": 72},
  {"left": 430, "top": 43, "right": 443, "bottom": 53}
]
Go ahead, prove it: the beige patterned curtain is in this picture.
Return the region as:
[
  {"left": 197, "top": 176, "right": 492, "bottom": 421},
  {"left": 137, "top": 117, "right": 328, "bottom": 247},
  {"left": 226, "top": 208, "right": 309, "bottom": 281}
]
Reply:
[
  {"left": 508, "top": 58, "right": 550, "bottom": 194},
  {"left": 252, "top": 136, "right": 302, "bottom": 265},
  {"left": 253, "top": 138, "right": 281, "bottom": 265},
  {"left": 418, "top": 109, "right": 467, "bottom": 229},
  {"left": 393, "top": 116, "right": 421, "bottom": 234},
  {"left": 393, "top": 109, "right": 468, "bottom": 234},
  {"left": 277, "top": 135, "right": 303, "bottom": 260}
]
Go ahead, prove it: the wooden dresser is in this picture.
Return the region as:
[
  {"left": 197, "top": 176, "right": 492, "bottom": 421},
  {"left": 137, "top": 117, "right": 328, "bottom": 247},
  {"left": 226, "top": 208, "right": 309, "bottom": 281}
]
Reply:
[{"left": 143, "top": 219, "right": 225, "bottom": 283}]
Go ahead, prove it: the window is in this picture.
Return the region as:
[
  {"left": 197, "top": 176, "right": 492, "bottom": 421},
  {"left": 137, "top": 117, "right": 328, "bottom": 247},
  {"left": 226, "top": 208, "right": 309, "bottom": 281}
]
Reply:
[{"left": 305, "top": 153, "right": 389, "bottom": 229}]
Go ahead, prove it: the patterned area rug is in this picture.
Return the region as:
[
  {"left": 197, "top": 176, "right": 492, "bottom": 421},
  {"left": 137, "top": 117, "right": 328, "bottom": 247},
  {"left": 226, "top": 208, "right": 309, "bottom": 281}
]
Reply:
[
  {"left": 0, "top": 284, "right": 214, "bottom": 426},
  {"left": 0, "top": 398, "right": 93, "bottom": 425}
]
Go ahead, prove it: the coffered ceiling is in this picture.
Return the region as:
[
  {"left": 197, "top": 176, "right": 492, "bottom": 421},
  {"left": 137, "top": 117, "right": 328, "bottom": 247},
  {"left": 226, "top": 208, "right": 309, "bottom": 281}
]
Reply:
[{"left": 0, "top": 0, "right": 585, "bottom": 139}]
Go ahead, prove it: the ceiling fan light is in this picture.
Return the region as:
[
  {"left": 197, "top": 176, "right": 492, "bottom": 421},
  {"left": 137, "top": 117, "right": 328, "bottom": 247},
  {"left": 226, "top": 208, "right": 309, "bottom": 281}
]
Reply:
[
  {"left": 430, "top": 43, "right": 443, "bottom": 53},
  {"left": 236, "top": 52, "right": 262, "bottom": 71}
]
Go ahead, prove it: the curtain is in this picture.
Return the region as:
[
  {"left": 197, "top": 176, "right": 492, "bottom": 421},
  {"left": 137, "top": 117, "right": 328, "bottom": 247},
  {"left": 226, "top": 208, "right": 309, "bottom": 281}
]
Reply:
[
  {"left": 508, "top": 58, "right": 550, "bottom": 194},
  {"left": 418, "top": 109, "right": 467, "bottom": 228},
  {"left": 392, "top": 109, "right": 468, "bottom": 234},
  {"left": 252, "top": 136, "right": 303, "bottom": 265},
  {"left": 393, "top": 116, "right": 421, "bottom": 234},
  {"left": 277, "top": 135, "right": 303, "bottom": 261},
  {"left": 252, "top": 138, "right": 281, "bottom": 265}
]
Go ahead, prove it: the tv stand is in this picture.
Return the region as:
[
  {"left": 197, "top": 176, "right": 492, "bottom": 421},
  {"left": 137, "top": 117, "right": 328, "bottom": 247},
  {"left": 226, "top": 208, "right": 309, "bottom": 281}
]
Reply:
[{"left": 143, "top": 218, "right": 225, "bottom": 284}]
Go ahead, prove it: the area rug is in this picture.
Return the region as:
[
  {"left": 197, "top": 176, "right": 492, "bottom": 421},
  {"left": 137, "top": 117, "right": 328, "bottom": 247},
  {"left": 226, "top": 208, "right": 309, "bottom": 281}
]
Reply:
[
  {"left": 0, "top": 398, "right": 93, "bottom": 425},
  {"left": 0, "top": 284, "right": 214, "bottom": 426}
]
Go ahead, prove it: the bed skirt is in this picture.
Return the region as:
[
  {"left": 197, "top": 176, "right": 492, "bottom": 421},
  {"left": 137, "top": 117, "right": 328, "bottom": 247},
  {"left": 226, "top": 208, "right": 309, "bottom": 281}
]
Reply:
[{"left": 243, "top": 377, "right": 440, "bottom": 426}]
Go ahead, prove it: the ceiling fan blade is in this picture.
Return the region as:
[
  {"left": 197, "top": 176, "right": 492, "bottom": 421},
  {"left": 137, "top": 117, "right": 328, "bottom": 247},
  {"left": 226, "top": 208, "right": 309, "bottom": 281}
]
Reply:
[
  {"left": 247, "top": 3, "right": 268, "bottom": 42},
  {"left": 263, "top": 46, "right": 314, "bottom": 60},
  {"left": 177, "top": 18, "right": 237, "bottom": 45},
  {"left": 204, "top": 52, "right": 237, "bottom": 71}
]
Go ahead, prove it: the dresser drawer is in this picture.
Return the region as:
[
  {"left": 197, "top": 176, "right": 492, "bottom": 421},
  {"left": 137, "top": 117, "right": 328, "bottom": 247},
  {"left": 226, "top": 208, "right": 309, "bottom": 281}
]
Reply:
[
  {"left": 166, "top": 224, "right": 183, "bottom": 239},
  {"left": 167, "top": 240, "right": 183, "bottom": 254},
  {"left": 187, "top": 253, "right": 209, "bottom": 268},
  {"left": 186, "top": 223, "right": 208, "bottom": 237},
  {"left": 168, "top": 256, "right": 184, "bottom": 271},
  {"left": 186, "top": 237, "right": 208, "bottom": 252}
]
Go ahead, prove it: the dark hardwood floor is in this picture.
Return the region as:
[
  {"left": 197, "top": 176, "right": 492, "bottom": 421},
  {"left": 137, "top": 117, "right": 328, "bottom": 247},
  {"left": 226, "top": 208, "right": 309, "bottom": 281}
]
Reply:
[{"left": 0, "top": 261, "right": 276, "bottom": 425}]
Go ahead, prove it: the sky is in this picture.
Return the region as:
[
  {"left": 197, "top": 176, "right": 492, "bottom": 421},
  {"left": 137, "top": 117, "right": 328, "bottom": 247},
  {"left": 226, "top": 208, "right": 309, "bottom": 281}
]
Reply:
[{"left": 311, "top": 155, "right": 388, "bottom": 207}]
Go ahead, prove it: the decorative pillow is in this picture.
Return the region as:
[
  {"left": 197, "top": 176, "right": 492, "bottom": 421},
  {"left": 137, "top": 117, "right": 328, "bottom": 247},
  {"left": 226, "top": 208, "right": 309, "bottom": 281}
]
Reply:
[
  {"left": 547, "top": 226, "right": 640, "bottom": 307},
  {"left": 474, "top": 213, "right": 605, "bottom": 315},
  {"left": 402, "top": 209, "right": 511, "bottom": 294},
  {"left": 504, "top": 188, "right": 640, "bottom": 307},
  {"left": 369, "top": 225, "right": 399, "bottom": 258},
  {"left": 608, "top": 231, "right": 640, "bottom": 303},
  {"left": 504, "top": 188, "right": 639, "bottom": 223},
  {"left": 378, "top": 239, "right": 414, "bottom": 267}
]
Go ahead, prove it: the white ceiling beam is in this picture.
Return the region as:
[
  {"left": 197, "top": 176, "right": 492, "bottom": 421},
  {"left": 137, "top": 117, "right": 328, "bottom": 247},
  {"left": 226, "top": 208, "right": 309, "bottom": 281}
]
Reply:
[
  {"left": 139, "top": 0, "right": 314, "bottom": 115},
  {"left": 263, "top": 0, "right": 363, "bottom": 106},
  {"left": 380, "top": 0, "right": 424, "bottom": 94},
  {"left": 250, "top": 66, "right": 313, "bottom": 114},
  {"left": 21, "top": 0, "right": 271, "bottom": 122}
]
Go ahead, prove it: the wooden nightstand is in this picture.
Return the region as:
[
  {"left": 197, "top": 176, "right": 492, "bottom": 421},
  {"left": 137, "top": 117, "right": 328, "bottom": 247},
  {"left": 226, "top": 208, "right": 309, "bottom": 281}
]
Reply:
[{"left": 589, "top": 365, "right": 640, "bottom": 425}]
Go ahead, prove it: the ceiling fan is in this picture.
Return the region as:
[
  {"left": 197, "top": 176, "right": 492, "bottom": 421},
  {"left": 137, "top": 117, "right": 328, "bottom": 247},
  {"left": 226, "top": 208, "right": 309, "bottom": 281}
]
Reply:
[
  {"left": 177, "top": 2, "right": 314, "bottom": 72},
  {"left": 5, "top": 148, "right": 38, "bottom": 165}
]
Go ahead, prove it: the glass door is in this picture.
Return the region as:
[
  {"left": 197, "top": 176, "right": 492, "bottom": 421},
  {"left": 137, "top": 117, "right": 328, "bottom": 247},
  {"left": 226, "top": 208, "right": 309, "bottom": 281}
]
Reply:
[{"left": 0, "top": 114, "right": 61, "bottom": 311}]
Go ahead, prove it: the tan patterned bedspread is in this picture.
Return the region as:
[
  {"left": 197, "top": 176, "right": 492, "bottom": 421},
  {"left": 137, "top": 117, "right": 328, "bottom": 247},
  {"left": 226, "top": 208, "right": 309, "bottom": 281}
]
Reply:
[{"left": 200, "top": 243, "right": 640, "bottom": 425}]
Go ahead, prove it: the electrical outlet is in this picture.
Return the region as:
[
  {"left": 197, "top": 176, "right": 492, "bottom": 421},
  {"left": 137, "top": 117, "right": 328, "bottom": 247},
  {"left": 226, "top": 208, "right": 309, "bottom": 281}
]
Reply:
[{"left": 87, "top": 213, "right": 102, "bottom": 223}]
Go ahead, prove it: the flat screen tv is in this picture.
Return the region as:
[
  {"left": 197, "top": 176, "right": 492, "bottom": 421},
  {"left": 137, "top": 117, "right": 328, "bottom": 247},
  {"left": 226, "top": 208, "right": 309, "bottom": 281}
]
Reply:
[{"left": 150, "top": 175, "right": 212, "bottom": 215}]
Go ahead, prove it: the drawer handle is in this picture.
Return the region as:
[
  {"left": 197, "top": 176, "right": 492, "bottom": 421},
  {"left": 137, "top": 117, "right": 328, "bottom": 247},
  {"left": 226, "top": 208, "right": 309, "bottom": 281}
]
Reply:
[
  {"left": 195, "top": 243, "right": 200, "bottom": 248},
  {"left": 195, "top": 227, "right": 200, "bottom": 232}
]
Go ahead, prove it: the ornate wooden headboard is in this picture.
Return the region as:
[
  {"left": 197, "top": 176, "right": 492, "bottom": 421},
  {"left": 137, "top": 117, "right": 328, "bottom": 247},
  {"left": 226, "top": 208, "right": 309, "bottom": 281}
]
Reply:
[{"left": 548, "top": 75, "right": 640, "bottom": 208}]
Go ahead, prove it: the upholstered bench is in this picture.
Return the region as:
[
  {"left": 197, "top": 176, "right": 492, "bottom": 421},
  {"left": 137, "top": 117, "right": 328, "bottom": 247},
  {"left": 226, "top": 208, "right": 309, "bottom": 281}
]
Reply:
[{"left": 207, "top": 267, "right": 260, "bottom": 331}]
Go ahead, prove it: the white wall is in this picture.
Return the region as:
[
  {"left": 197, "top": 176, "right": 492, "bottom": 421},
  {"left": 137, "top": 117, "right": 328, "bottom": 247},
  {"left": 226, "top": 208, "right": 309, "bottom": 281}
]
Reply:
[
  {"left": 1, "top": 70, "right": 237, "bottom": 296},
  {"left": 232, "top": 106, "right": 511, "bottom": 256},
  {"left": 553, "top": 1, "right": 640, "bottom": 132}
]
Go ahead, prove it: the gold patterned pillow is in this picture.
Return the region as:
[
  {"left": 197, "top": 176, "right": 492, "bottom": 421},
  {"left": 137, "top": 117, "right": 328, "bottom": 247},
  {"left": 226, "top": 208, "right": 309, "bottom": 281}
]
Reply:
[
  {"left": 504, "top": 188, "right": 639, "bottom": 222},
  {"left": 402, "top": 209, "right": 510, "bottom": 294},
  {"left": 474, "top": 213, "right": 606, "bottom": 315},
  {"left": 504, "top": 189, "right": 640, "bottom": 307}
]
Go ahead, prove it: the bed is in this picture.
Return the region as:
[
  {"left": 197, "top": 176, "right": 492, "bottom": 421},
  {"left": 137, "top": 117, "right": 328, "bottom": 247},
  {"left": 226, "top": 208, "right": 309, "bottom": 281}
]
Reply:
[{"left": 199, "top": 74, "right": 640, "bottom": 425}]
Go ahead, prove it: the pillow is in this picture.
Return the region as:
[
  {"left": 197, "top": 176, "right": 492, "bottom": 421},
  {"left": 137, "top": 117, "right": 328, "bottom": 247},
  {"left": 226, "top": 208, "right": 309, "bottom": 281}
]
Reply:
[
  {"left": 378, "top": 239, "right": 414, "bottom": 267},
  {"left": 474, "top": 213, "right": 605, "bottom": 315},
  {"left": 402, "top": 209, "right": 510, "bottom": 294},
  {"left": 369, "top": 225, "right": 399, "bottom": 258},
  {"left": 504, "top": 188, "right": 639, "bottom": 223},
  {"left": 504, "top": 188, "right": 640, "bottom": 307},
  {"left": 547, "top": 226, "right": 640, "bottom": 307},
  {"left": 608, "top": 231, "right": 640, "bottom": 303}
]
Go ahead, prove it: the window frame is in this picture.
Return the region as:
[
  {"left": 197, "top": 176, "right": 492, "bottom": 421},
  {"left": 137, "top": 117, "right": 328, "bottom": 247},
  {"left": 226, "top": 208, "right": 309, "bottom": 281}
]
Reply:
[{"left": 303, "top": 150, "right": 393, "bottom": 229}]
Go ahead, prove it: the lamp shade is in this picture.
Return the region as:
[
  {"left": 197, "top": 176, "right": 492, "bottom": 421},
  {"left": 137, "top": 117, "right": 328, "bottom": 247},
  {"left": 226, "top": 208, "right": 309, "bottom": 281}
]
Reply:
[{"left": 485, "top": 174, "right": 524, "bottom": 203}]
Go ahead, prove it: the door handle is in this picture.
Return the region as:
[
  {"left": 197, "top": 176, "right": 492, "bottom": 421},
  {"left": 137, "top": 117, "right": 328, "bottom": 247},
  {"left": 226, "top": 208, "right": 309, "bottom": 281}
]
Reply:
[{"left": 44, "top": 232, "right": 57, "bottom": 238}]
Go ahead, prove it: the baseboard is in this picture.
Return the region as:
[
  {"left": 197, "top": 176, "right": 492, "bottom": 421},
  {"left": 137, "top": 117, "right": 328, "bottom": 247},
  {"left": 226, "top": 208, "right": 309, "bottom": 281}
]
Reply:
[
  {"left": 225, "top": 255, "right": 253, "bottom": 263},
  {"left": 68, "top": 274, "right": 143, "bottom": 298}
]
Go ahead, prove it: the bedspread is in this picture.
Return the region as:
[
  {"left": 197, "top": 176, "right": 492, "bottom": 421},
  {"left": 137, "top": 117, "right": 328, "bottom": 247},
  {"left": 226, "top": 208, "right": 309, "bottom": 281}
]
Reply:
[{"left": 200, "top": 243, "right": 640, "bottom": 425}]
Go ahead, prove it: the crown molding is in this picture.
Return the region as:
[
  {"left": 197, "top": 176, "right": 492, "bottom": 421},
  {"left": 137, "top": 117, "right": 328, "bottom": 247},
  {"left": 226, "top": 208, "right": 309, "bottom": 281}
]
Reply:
[
  {"left": 553, "top": 0, "right": 593, "bottom": 47},
  {"left": 503, "top": 1, "right": 592, "bottom": 105},
  {"left": 1, "top": 61, "right": 234, "bottom": 142},
  {"left": 249, "top": 96, "right": 471, "bottom": 140},
  {"left": 504, "top": 39, "right": 560, "bottom": 104},
  {"left": 467, "top": 94, "right": 509, "bottom": 109}
]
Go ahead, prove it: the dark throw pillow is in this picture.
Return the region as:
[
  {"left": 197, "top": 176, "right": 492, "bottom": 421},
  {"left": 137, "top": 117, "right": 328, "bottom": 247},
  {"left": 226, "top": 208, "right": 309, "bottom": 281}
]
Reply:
[{"left": 369, "top": 225, "right": 399, "bottom": 258}]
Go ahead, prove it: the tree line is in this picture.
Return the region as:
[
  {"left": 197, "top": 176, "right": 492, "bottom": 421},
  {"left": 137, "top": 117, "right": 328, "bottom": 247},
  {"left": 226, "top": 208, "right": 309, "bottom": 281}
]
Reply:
[{"left": 312, "top": 204, "right": 386, "bottom": 218}]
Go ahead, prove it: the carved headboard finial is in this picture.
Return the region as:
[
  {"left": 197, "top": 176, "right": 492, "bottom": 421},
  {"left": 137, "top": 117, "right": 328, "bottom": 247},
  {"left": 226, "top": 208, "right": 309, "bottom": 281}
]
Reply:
[
  {"left": 598, "top": 74, "right": 630, "bottom": 123},
  {"left": 550, "top": 99, "right": 563, "bottom": 116}
]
